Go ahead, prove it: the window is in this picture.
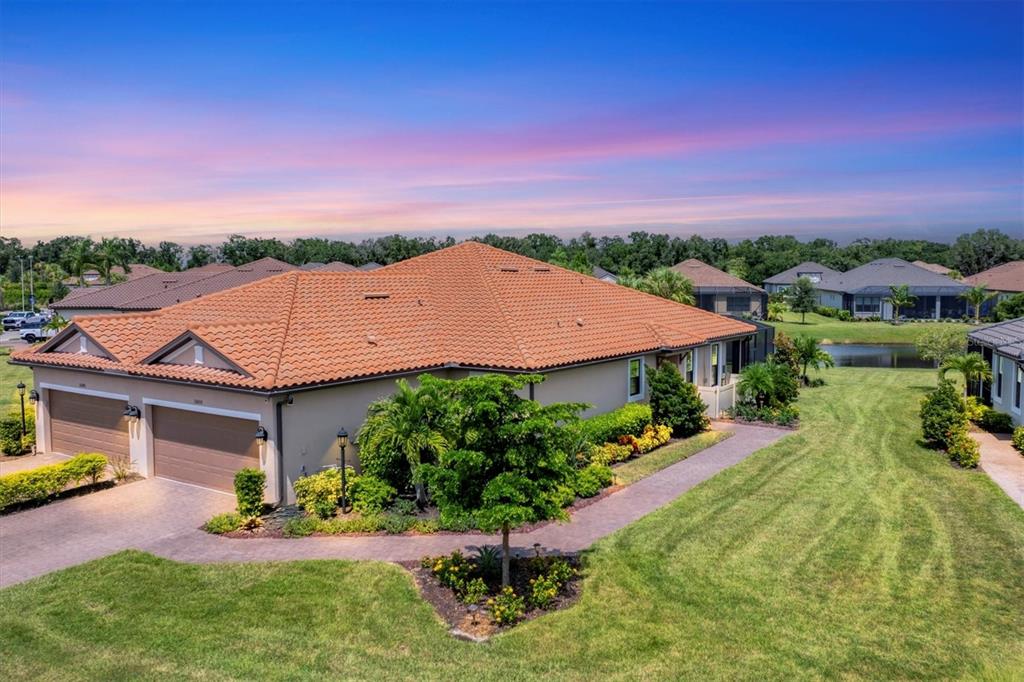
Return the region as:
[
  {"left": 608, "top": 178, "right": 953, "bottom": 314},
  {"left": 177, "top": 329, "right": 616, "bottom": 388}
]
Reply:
[
  {"left": 726, "top": 296, "right": 750, "bottom": 312},
  {"left": 710, "top": 343, "right": 720, "bottom": 386},
  {"left": 682, "top": 351, "right": 694, "bottom": 383},
  {"left": 854, "top": 296, "right": 881, "bottom": 313},
  {"left": 1016, "top": 365, "right": 1022, "bottom": 411},
  {"left": 995, "top": 356, "right": 1003, "bottom": 400},
  {"left": 194, "top": 345, "right": 205, "bottom": 365},
  {"left": 628, "top": 358, "right": 643, "bottom": 399},
  {"left": 78, "top": 336, "right": 87, "bottom": 353}
]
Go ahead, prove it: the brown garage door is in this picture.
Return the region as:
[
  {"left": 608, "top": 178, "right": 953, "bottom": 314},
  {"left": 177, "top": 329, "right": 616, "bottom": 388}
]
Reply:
[
  {"left": 152, "top": 406, "right": 259, "bottom": 493},
  {"left": 49, "top": 391, "right": 129, "bottom": 459}
]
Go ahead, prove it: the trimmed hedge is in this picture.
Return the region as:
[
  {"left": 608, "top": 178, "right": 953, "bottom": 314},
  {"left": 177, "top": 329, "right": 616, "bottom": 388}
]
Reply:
[
  {"left": 0, "top": 412, "right": 35, "bottom": 456},
  {"left": 1012, "top": 426, "right": 1024, "bottom": 454},
  {"left": 233, "top": 468, "right": 266, "bottom": 518},
  {"left": 0, "top": 453, "right": 107, "bottom": 509},
  {"left": 580, "top": 403, "right": 652, "bottom": 445}
]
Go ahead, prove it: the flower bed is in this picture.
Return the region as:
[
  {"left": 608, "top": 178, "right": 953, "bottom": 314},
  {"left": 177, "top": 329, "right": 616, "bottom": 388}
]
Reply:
[{"left": 408, "top": 547, "right": 583, "bottom": 640}]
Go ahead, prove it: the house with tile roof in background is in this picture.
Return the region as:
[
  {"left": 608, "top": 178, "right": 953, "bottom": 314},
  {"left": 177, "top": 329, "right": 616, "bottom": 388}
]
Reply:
[
  {"left": 14, "top": 242, "right": 763, "bottom": 504},
  {"left": 670, "top": 259, "right": 768, "bottom": 318},
  {"left": 912, "top": 260, "right": 956, "bottom": 276},
  {"left": 964, "top": 261, "right": 1024, "bottom": 303},
  {"left": 63, "top": 263, "right": 164, "bottom": 287},
  {"left": 762, "top": 261, "right": 841, "bottom": 294}
]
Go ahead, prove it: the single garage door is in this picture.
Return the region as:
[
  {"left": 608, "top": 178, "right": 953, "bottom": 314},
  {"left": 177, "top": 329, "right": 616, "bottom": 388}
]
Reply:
[
  {"left": 49, "top": 390, "right": 129, "bottom": 459},
  {"left": 152, "top": 406, "right": 259, "bottom": 493}
]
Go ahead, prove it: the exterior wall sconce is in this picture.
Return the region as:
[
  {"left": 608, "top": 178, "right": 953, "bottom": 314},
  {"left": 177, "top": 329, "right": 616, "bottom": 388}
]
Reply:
[
  {"left": 255, "top": 425, "right": 269, "bottom": 441},
  {"left": 123, "top": 404, "right": 141, "bottom": 419},
  {"left": 28, "top": 389, "right": 40, "bottom": 404}
]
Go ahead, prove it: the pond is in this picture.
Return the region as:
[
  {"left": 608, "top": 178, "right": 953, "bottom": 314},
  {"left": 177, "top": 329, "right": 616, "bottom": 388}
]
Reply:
[{"left": 821, "top": 343, "right": 934, "bottom": 369}]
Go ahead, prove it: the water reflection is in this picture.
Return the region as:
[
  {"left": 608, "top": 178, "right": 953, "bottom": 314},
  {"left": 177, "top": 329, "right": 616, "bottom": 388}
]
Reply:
[{"left": 822, "top": 344, "right": 933, "bottom": 369}]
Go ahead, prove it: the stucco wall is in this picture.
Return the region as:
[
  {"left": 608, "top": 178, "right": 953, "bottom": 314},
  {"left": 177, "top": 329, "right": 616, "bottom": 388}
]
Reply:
[
  {"left": 533, "top": 354, "right": 656, "bottom": 417},
  {"left": 990, "top": 352, "right": 1023, "bottom": 427}
]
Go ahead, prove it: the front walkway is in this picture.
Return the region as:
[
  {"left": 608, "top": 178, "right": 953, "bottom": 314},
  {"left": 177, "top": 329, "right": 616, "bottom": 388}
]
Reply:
[
  {"left": 972, "top": 429, "right": 1024, "bottom": 508},
  {"left": 1, "top": 422, "right": 787, "bottom": 587}
]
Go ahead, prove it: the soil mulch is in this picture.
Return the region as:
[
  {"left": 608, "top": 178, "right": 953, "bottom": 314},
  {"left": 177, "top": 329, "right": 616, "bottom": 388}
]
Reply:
[{"left": 399, "top": 552, "right": 584, "bottom": 641}]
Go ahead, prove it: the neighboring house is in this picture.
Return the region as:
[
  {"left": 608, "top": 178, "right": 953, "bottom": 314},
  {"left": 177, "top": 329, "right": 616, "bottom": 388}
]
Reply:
[
  {"left": 967, "top": 317, "right": 1024, "bottom": 428},
  {"left": 912, "top": 260, "right": 954, "bottom": 276},
  {"left": 13, "top": 242, "right": 761, "bottom": 503},
  {"left": 814, "top": 258, "right": 969, "bottom": 320},
  {"left": 592, "top": 265, "right": 618, "bottom": 283},
  {"left": 358, "top": 262, "right": 383, "bottom": 271},
  {"left": 51, "top": 258, "right": 295, "bottom": 319},
  {"left": 670, "top": 259, "right": 768, "bottom": 317},
  {"left": 64, "top": 263, "right": 164, "bottom": 287},
  {"left": 963, "top": 261, "right": 1024, "bottom": 304},
  {"left": 762, "top": 261, "right": 840, "bottom": 294},
  {"left": 315, "top": 261, "right": 360, "bottom": 272}
]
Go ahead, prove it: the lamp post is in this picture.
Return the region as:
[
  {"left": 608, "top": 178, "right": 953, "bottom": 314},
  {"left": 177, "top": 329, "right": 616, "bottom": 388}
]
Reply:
[
  {"left": 337, "top": 428, "right": 349, "bottom": 513},
  {"left": 16, "top": 382, "right": 27, "bottom": 436}
]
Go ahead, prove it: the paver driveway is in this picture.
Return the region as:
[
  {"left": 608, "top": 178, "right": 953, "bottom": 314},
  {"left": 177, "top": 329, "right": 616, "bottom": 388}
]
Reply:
[{"left": 0, "top": 478, "right": 234, "bottom": 587}]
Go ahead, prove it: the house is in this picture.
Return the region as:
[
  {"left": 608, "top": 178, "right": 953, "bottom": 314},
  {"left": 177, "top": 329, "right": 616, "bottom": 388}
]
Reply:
[
  {"left": 315, "top": 261, "right": 360, "bottom": 272},
  {"left": 592, "top": 265, "right": 618, "bottom": 283},
  {"left": 64, "top": 263, "right": 164, "bottom": 287},
  {"left": 963, "top": 261, "right": 1024, "bottom": 303},
  {"left": 762, "top": 261, "right": 840, "bottom": 294},
  {"left": 814, "top": 258, "right": 970, "bottom": 320},
  {"left": 358, "top": 262, "right": 383, "bottom": 271},
  {"left": 51, "top": 258, "right": 296, "bottom": 319},
  {"left": 12, "top": 242, "right": 761, "bottom": 503},
  {"left": 968, "top": 318, "right": 1024, "bottom": 428},
  {"left": 670, "top": 259, "right": 768, "bottom": 317},
  {"left": 912, "top": 260, "right": 954, "bottom": 276}
]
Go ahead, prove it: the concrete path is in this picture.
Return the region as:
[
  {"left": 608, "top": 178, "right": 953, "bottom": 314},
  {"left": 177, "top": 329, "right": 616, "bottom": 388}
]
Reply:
[
  {"left": 972, "top": 429, "right": 1024, "bottom": 508},
  {"left": 1, "top": 422, "right": 788, "bottom": 587}
]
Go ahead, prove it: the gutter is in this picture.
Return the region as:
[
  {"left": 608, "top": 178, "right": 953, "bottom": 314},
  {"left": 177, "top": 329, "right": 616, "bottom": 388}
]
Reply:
[{"left": 274, "top": 394, "right": 293, "bottom": 503}]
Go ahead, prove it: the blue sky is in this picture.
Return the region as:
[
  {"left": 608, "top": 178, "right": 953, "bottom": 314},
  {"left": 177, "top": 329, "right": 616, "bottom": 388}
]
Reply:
[{"left": 2, "top": 1, "right": 1021, "bottom": 244}]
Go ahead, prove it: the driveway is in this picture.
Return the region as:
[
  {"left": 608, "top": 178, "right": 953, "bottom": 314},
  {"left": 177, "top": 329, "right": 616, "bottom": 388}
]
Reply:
[{"left": 0, "top": 478, "right": 234, "bottom": 587}]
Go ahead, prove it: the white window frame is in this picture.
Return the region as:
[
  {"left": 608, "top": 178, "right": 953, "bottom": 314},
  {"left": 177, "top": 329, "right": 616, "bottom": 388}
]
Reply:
[
  {"left": 994, "top": 355, "right": 1003, "bottom": 401},
  {"left": 682, "top": 351, "right": 694, "bottom": 383},
  {"left": 709, "top": 343, "right": 721, "bottom": 386},
  {"left": 627, "top": 357, "right": 644, "bottom": 401},
  {"left": 1014, "top": 363, "right": 1022, "bottom": 414},
  {"left": 194, "top": 345, "right": 205, "bottom": 365}
]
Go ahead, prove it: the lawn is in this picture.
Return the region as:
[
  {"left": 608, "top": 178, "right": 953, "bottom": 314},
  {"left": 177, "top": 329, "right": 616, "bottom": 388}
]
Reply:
[
  {"left": 0, "top": 346, "right": 33, "bottom": 416},
  {"left": 614, "top": 429, "right": 731, "bottom": 485},
  {"left": 2, "top": 368, "right": 1022, "bottom": 680},
  {"left": 768, "top": 311, "right": 974, "bottom": 344}
]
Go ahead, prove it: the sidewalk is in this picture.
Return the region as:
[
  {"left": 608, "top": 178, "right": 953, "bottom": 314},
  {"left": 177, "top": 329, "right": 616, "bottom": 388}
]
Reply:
[{"left": 972, "top": 429, "right": 1024, "bottom": 508}]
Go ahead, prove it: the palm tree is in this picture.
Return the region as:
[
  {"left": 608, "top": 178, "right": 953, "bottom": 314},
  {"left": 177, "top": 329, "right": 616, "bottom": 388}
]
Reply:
[
  {"left": 64, "top": 240, "right": 96, "bottom": 286},
  {"left": 941, "top": 352, "right": 992, "bottom": 396},
  {"left": 737, "top": 363, "right": 774, "bottom": 408},
  {"left": 960, "top": 285, "right": 996, "bottom": 324},
  {"left": 766, "top": 301, "right": 788, "bottom": 322},
  {"left": 44, "top": 313, "right": 69, "bottom": 333},
  {"left": 884, "top": 284, "right": 917, "bottom": 323},
  {"left": 792, "top": 335, "right": 835, "bottom": 384},
  {"left": 628, "top": 267, "right": 695, "bottom": 305},
  {"left": 357, "top": 379, "right": 448, "bottom": 509}
]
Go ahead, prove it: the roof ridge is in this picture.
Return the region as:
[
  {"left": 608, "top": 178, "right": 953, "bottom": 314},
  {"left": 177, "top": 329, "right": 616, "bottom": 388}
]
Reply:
[
  {"left": 116, "top": 267, "right": 232, "bottom": 306},
  {"left": 267, "top": 272, "right": 302, "bottom": 388},
  {"left": 476, "top": 258, "right": 534, "bottom": 369}
]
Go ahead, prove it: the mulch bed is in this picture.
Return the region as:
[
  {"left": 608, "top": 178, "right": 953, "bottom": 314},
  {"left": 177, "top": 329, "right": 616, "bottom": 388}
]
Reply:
[{"left": 399, "top": 552, "right": 584, "bottom": 641}]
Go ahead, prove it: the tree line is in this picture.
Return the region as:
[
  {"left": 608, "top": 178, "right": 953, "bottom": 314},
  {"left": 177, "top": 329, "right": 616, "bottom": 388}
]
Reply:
[{"left": 1, "top": 228, "right": 1021, "bottom": 306}]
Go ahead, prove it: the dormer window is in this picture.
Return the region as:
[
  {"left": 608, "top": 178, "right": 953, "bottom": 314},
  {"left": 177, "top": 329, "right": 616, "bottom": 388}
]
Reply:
[
  {"left": 194, "top": 345, "right": 205, "bottom": 365},
  {"left": 79, "top": 337, "right": 87, "bottom": 353}
]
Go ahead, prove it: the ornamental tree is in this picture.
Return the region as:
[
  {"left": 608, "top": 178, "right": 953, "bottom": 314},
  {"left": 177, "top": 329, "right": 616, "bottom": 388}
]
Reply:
[
  {"left": 649, "top": 361, "right": 709, "bottom": 437},
  {"left": 418, "top": 373, "right": 585, "bottom": 586},
  {"left": 785, "top": 276, "right": 817, "bottom": 323}
]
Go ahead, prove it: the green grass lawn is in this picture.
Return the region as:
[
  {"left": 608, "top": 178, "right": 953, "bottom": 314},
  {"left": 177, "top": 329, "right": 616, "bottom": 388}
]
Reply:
[
  {"left": 2, "top": 368, "right": 1022, "bottom": 680},
  {"left": 0, "top": 346, "right": 33, "bottom": 416},
  {"left": 614, "top": 429, "right": 731, "bottom": 485},
  {"left": 768, "top": 311, "right": 973, "bottom": 344}
]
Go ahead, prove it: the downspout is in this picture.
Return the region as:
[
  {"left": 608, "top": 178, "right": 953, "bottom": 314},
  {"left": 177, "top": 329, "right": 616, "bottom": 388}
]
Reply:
[{"left": 274, "top": 394, "right": 293, "bottom": 504}]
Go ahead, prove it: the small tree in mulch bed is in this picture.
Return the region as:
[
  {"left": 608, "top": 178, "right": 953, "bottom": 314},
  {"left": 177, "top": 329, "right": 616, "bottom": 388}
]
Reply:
[{"left": 419, "top": 373, "right": 585, "bottom": 587}]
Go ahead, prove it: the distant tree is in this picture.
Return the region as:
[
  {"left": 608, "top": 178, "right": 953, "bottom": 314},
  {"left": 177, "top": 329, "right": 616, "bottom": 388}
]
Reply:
[
  {"left": 792, "top": 335, "right": 835, "bottom": 384},
  {"left": 941, "top": 353, "right": 992, "bottom": 396},
  {"left": 785, "top": 277, "right": 817, "bottom": 323},
  {"left": 915, "top": 326, "right": 968, "bottom": 367},
  {"left": 951, "top": 228, "right": 1022, "bottom": 276},
  {"left": 766, "top": 300, "right": 788, "bottom": 322},
  {"left": 151, "top": 242, "right": 184, "bottom": 271},
  {"left": 548, "top": 247, "right": 592, "bottom": 275},
  {"left": 725, "top": 257, "right": 749, "bottom": 282},
  {"left": 960, "top": 285, "right": 997, "bottom": 324},
  {"left": 63, "top": 240, "right": 97, "bottom": 286},
  {"left": 186, "top": 245, "right": 216, "bottom": 268},
  {"left": 626, "top": 267, "right": 695, "bottom": 305},
  {"left": 884, "top": 284, "right": 917, "bottom": 322},
  {"left": 994, "top": 293, "right": 1024, "bottom": 322}
]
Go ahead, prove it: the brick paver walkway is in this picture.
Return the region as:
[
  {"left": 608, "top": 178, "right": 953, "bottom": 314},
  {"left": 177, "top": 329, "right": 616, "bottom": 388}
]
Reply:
[
  {"left": 972, "top": 429, "right": 1024, "bottom": 508},
  {"left": 1, "top": 422, "right": 787, "bottom": 586}
]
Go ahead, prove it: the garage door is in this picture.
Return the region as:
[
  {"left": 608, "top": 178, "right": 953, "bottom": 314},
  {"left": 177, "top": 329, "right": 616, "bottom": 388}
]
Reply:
[
  {"left": 49, "top": 391, "right": 129, "bottom": 459},
  {"left": 152, "top": 406, "right": 259, "bottom": 493}
]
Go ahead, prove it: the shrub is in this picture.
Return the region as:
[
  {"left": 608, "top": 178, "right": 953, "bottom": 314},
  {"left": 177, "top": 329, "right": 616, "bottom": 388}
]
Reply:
[
  {"left": 0, "top": 412, "right": 34, "bottom": 456},
  {"left": 574, "top": 463, "right": 613, "bottom": 498},
  {"left": 462, "top": 577, "right": 488, "bottom": 605},
  {"left": 349, "top": 474, "right": 397, "bottom": 514},
  {"left": 1012, "top": 426, "right": 1024, "bottom": 454},
  {"left": 976, "top": 409, "right": 1014, "bottom": 434},
  {"left": 379, "top": 512, "right": 414, "bottom": 534},
  {"left": 836, "top": 309, "right": 853, "bottom": 321},
  {"left": 528, "top": 573, "right": 560, "bottom": 609},
  {"left": 580, "top": 403, "right": 652, "bottom": 444},
  {"left": 427, "top": 550, "right": 473, "bottom": 592},
  {"left": 771, "top": 332, "right": 801, "bottom": 375},
  {"left": 233, "top": 468, "right": 266, "bottom": 519},
  {"left": 487, "top": 586, "right": 525, "bottom": 625},
  {"left": 438, "top": 508, "right": 477, "bottom": 532},
  {"left": 775, "top": 404, "right": 800, "bottom": 426},
  {"left": 474, "top": 545, "right": 502, "bottom": 581},
  {"left": 293, "top": 468, "right": 344, "bottom": 519},
  {"left": 963, "top": 396, "right": 987, "bottom": 422},
  {"left": 0, "top": 453, "right": 108, "bottom": 509},
  {"left": 204, "top": 512, "right": 243, "bottom": 534},
  {"left": 920, "top": 380, "right": 967, "bottom": 449},
  {"left": 946, "top": 426, "right": 980, "bottom": 468},
  {"left": 649, "top": 362, "right": 710, "bottom": 437},
  {"left": 815, "top": 306, "right": 839, "bottom": 318},
  {"left": 588, "top": 442, "right": 633, "bottom": 466},
  {"left": 634, "top": 424, "right": 672, "bottom": 453}
]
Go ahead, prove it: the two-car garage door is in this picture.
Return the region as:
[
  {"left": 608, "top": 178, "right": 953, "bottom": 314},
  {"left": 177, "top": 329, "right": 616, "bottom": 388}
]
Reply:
[{"left": 152, "top": 406, "right": 259, "bottom": 493}]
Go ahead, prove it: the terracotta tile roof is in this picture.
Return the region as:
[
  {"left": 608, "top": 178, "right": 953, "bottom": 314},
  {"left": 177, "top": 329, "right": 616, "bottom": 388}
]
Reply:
[
  {"left": 912, "top": 260, "right": 953, "bottom": 275},
  {"left": 15, "top": 243, "right": 755, "bottom": 392},
  {"left": 670, "top": 259, "right": 765, "bottom": 293},
  {"left": 963, "top": 261, "right": 1024, "bottom": 293}
]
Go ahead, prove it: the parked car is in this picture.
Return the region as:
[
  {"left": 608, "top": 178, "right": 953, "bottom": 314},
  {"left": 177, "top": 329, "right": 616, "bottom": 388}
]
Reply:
[
  {"left": 19, "top": 323, "right": 56, "bottom": 343},
  {"left": 2, "top": 311, "right": 39, "bottom": 331}
]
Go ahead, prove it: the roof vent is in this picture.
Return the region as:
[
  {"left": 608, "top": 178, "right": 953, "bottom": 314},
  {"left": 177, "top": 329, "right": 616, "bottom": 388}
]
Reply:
[
  {"left": 500, "top": 267, "right": 519, "bottom": 273},
  {"left": 533, "top": 266, "right": 550, "bottom": 272},
  {"left": 366, "top": 333, "right": 378, "bottom": 345},
  {"left": 363, "top": 292, "right": 390, "bottom": 299},
  {"left": 576, "top": 318, "right": 584, "bottom": 327}
]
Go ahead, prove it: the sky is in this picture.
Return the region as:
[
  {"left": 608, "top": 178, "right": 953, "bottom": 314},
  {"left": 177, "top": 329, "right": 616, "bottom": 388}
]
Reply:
[{"left": 1, "top": 1, "right": 1022, "bottom": 246}]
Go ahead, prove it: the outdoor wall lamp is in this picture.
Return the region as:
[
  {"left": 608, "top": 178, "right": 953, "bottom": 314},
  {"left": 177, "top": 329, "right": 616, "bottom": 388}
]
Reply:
[
  {"left": 28, "top": 389, "right": 39, "bottom": 404},
  {"left": 122, "top": 404, "right": 141, "bottom": 419},
  {"left": 337, "top": 428, "right": 350, "bottom": 513},
  {"left": 255, "top": 425, "right": 269, "bottom": 441}
]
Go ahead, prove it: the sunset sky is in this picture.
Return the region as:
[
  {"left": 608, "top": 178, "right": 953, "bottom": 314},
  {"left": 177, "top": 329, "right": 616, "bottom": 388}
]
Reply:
[{"left": 2, "top": 1, "right": 1021, "bottom": 245}]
